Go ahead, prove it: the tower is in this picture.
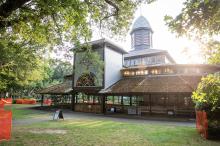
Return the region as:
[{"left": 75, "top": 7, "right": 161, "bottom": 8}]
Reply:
[
  {"left": 131, "top": 16, "right": 153, "bottom": 50},
  {"left": 124, "top": 16, "right": 175, "bottom": 67}
]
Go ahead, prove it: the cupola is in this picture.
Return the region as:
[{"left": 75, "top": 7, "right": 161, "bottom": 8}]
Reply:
[{"left": 131, "top": 16, "right": 153, "bottom": 50}]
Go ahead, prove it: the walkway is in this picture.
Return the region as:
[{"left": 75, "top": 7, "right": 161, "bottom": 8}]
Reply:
[{"left": 13, "top": 105, "right": 196, "bottom": 127}]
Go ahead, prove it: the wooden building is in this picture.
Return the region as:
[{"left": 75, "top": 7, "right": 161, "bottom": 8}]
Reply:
[{"left": 38, "top": 16, "right": 220, "bottom": 117}]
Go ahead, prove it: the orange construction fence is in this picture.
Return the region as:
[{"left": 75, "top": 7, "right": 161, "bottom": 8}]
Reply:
[
  {"left": 196, "top": 111, "right": 208, "bottom": 139},
  {"left": 0, "top": 110, "right": 12, "bottom": 141},
  {"left": 15, "top": 99, "right": 36, "bottom": 104},
  {"left": 0, "top": 98, "right": 12, "bottom": 105},
  {"left": 43, "top": 99, "right": 52, "bottom": 106},
  {"left": 0, "top": 100, "right": 4, "bottom": 108}
]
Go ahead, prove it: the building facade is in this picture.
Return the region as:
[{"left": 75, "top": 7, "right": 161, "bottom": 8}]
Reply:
[
  {"left": 38, "top": 16, "right": 220, "bottom": 117},
  {"left": 71, "top": 16, "right": 220, "bottom": 116}
]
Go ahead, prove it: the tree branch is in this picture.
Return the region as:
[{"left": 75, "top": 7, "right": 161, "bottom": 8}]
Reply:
[{"left": 0, "top": 0, "right": 31, "bottom": 19}]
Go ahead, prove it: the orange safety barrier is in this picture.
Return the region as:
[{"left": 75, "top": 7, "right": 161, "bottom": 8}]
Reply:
[
  {"left": 43, "top": 99, "right": 52, "bottom": 106},
  {"left": 16, "top": 99, "right": 36, "bottom": 104},
  {"left": 0, "top": 110, "right": 12, "bottom": 141},
  {"left": 0, "top": 98, "right": 12, "bottom": 104},
  {"left": 196, "top": 111, "right": 208, "bottom": 139},
  {"left": 0, "top": 100, "right": 4, "bottom": 108}
]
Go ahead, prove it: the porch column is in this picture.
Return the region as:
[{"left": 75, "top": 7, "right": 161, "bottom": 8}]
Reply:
[
  {"left": 101, "top": 96, "right": 106, "bottom": 114},
  {"left": 41, "top": 94, "right": 44, "bottom": 107},
  {"left": 71, "top": 92, "right": 75, "bottom": 111},
  {"left": 121, "top": 96, "right": 123, "bottom": 105},
  {"left": 149, "top": 94, "right": 152, "bottom": 114}
]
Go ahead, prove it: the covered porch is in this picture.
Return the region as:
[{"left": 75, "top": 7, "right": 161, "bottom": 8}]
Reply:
[{"left": 99, "top": 75, "right": 202, "bottom": 117}]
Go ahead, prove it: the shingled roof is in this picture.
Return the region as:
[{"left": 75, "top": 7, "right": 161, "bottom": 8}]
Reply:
[
  {"left": 37, "top": 81, "right": 72, "bottom": 94},
  {"left": 100, "top": 75, "right": 202, "bottom": 94}
]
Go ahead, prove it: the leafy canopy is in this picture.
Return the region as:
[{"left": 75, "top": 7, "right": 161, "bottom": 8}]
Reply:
[
  {"left": 0, "top": 38, "right": 44, "bottom": 91},
  {"left": 165, "top": 0, "right": 220, "bottom": 65},
  {"left": 0, "top": 0, "right": 154, "bottom": 46},
  {"left": 0, "top": 0, "right": 155, "bottom": 93},
  {"left": 202, "top": 40, "right": 220, "bottom": 64},
  {"left": 165, "top": 0, "right": 220, "bottom": 37}
]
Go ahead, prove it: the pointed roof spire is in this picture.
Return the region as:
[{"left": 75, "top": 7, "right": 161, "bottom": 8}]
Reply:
[{"left": 131, "top": 16, "right": 152, "bottom": 32}]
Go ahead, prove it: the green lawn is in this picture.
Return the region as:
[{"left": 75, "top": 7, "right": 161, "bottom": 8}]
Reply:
[
  {"left": 1, "top": 105, "right": 220, "bottom": 146},
  {"left": 4, "top": 104, "right": 49, "bottom": 120}
]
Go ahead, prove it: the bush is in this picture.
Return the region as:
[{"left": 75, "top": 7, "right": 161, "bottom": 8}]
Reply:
[
  {"left": 192, "top": 73, "right": 220, "bottom": 113},
  {"left": 192, "top": 73, "right": 220, "bottom": 138}
]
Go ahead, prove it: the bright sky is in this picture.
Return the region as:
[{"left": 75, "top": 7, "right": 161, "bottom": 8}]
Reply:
[{"left": 101, "top": 0, "right": 205, "bottom": 64}]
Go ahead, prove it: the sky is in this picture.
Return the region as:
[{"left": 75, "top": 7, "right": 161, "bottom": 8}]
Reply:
[{"left": 99, "top": 0, "right": 205, "bottom": 64}]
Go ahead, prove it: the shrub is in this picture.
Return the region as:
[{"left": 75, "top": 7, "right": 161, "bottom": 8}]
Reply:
[
  {"left": 192, "top": 73, "right": 220, "bottom": 113},
  {"left": 192, "top": 73, "right": 220, "bottom": 137}
]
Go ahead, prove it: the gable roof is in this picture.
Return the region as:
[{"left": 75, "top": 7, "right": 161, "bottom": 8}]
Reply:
[
  {"left": 37, "top": 81, "right": 72, "bottom": 95},
  {"left": 100, "top": 75, "right": 202, "bottom": 94},
  {"left": 77, "top": 38, "right": 127, "bottom": 54}
]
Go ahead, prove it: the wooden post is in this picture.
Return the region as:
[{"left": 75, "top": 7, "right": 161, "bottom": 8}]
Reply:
[
  {"left": 121, "top": 96, "right": 123, "bottom": 105},
  {"left": 130, "top": 96, "right": 132, "bottom": 106},
  {"left": 75, "top": 93, "right": 78, "bottom": 104},
  {"left": 93, "top": 95, "right": 95, "bottom": 104},
  {"left": 101, "top": 96, "right": 106, "bottom": 114},
  {"left": 121, "top": 96, "right": 124, "bottom": 111},
  {"left": 149, "top": 94, "right": 152, "bottom": 114},
  {"left": 71, "top": 93, "right": 75, "bottom": 111},
  {"left": 41, "top": 94, "right": 44, "bottom": 107}
]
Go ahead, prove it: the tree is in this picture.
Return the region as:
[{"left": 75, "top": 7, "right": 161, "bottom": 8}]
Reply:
[
  {"left": 0, "top": 0, "right": 155, "bottom": 95},
  {"left": 202, "top": 40, "right": 220, "bottom": 64},
  {"left": 50, "top": 59, "right": 73, "bottom": 82},
  {"left": 165, "top": 0, "right": 220, "bottom": 64},
  {"left": 0, "top": 38, "right": 44, "bottom": 93},
  {"left": 165, "top": 0, "right": 220, "bottom": 37},
  {"left": 0, "top": 0, "right": 155, "bottom": 47}
]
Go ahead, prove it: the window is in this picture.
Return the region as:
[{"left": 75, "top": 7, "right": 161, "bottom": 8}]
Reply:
[
  {"left": 137, "top": 96, "right": 144, "bottom": 106},
  {"left": 136, "top": 58, "right": 141, "bottom": 65},
  {"left": 143, "top": 57, "right": 150, "bottom": 65},
  {"left": 83, "top": 95, "right": 93, "bottom": 103},
  {"left": 151, "top": 56, "right": 156, "bottom": 64},
  {"left": 131, "top": 71, "right": 135, "bottom": 76},
  {"left": 124, "top": 60, "right": 130, "bottom": 67},
  {"left": 130, "top": 59, "right": 135, "bottom": 66},
  {"left": 76, "top": 93, "right": 84, "bottom": 103},
  {"left": 123, "top": 96, "right": 130, "bottom": 105},
  {"left": 144, "top": 70, "right": 149, "bottom": 75},
  {"left": 164, "top": 68, "right": 174, "bottom": 74},
  {"left": 124, "top": 71, "right": 130, "bottom": 76},
  {"left": 93, "top": 96, "right": 100, "bottom": 104},
  {"left": 114, "top": 96, "right": 122, "bottom": 105},
  {"left": 132, "top": 96, "right": 137, "bottom": 106},
  {"left": 107, "top": 96, "right": 114, "bottom": 104},
  {"left": 156, "top": 55, "right": 165, "bottom": 64},
  {"left": 136, "top": 70, "right": 144, "bottom": 75},
  {"left": 151, "top": 69, "right": 161, "bottom": 74}
]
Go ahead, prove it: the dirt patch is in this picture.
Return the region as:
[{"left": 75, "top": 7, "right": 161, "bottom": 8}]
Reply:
[{"left": 30, "top": 129, "right": 67, "bottom": 134}]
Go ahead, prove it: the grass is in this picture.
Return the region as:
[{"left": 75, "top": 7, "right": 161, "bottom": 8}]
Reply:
[
  {"left": 1, "top": 105, "right": 220, "bottom": 146},
  {"left": 4, "top": 104, "right": 49, "bottom": 120}
]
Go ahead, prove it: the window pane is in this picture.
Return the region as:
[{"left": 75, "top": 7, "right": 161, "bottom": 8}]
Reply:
[{"left": 123, "top": 96, "right": 130, "bottom": 105}]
